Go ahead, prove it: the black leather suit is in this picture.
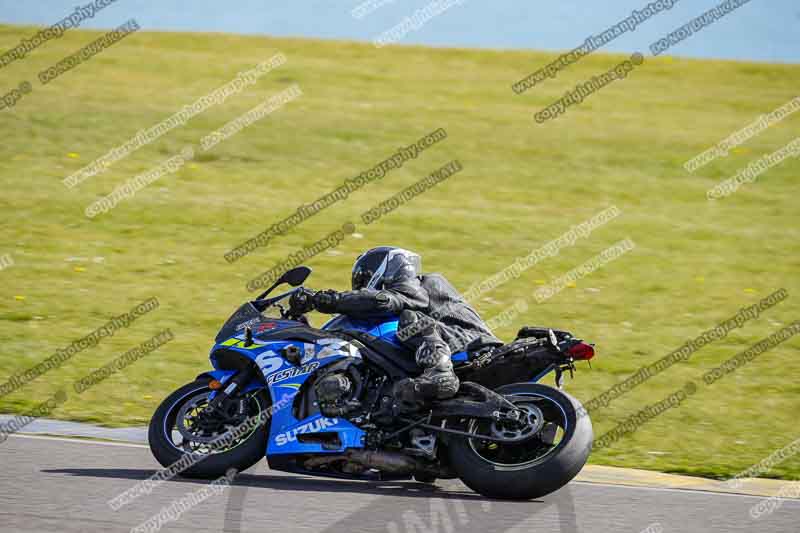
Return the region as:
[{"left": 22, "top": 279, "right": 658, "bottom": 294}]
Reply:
[
  {"left": 332, "top": 273, "right": 500, "bottom": 350},
  {"left": 318, "top": 273, "right": 501, "bottom": 402}
]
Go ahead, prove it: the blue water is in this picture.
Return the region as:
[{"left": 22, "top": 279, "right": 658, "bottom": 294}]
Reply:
[{"left": 0, "top": 0, "right": 797, "bottom": 63}]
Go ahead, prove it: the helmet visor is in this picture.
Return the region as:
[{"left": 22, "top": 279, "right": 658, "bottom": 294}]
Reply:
[{"left": 365, "top": 248, "right": 421, "bottom": 290}]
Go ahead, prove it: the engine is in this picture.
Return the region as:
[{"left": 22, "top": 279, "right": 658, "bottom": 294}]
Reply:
[{"left": 313, "top": 359, "right": 365, "bottom": 417}]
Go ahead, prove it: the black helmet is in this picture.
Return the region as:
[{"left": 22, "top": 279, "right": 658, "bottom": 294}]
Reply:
[{"left": 351, "top": 247, "right": 422, "bottom": 290}]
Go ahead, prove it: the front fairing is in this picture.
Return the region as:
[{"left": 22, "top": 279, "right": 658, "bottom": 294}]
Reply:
[
  {"left": 209, "top": 327, "right": 367, "bottom": 456},
  {"left": 215, "top": 302, "right": 303, "bottom": 343}
]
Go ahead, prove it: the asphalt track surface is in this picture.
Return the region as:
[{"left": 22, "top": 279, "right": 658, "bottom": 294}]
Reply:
[{"left": 1, "top": 435, "right": 799, "bottom": 533}]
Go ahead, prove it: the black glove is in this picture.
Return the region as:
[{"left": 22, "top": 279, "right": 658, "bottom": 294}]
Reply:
[
  {"left": 289, "top": 288, "right": 316, "bottom": 315},
  {"left": 313, "top": 289, "right": 341, "bottom": 314}
]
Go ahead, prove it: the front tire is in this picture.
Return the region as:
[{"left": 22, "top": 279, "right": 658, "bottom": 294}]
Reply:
[
  {"left": 148, "top": 377, "right": 270, "bottom": 479},
  {"left": 446, "top": 383, "right": 592, "bottom": 500}
]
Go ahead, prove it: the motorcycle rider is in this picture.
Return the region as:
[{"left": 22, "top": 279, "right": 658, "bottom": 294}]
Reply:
[{"left": 295, "top": 246, "right": 501, "bottom": 410}]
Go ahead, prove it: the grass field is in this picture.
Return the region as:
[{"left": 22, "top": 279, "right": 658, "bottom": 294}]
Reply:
[{"left": 0, "top": 24, "right": 798, "bottom": 481}]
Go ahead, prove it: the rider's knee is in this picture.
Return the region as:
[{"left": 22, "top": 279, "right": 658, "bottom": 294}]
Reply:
[{"left": 398, "top": 309, "right": 420, "bottom": 329}]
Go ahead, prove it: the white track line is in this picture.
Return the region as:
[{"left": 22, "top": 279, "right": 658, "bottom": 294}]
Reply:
[
  {"left": 572, "top": 480, "right": 800, "bottom": 503},
  {"left": 7, "top": 433, "right": 148, "bottom": 448},
  {"left": 8, "top": 433, "right": 800, "bottom": 504}
]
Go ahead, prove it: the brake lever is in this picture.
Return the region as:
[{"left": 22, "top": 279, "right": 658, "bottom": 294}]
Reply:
[
  {"left": 276, "top": 302, "right": 288, "bottom": 318},
  {"left": 284, "top": 290, "right": 313, "bottom": 321}
]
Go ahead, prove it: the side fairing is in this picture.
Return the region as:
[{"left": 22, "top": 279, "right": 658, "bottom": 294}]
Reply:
[{"left": 210, "top": 332, "right": 366, "bottom": 455}]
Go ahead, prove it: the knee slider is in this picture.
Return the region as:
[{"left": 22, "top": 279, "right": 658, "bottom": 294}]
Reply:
[{"left": 398, "top": 309, "right": 419, "bottom": 329}]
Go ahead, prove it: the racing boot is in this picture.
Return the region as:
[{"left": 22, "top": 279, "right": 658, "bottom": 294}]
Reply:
[{"left": 394, "top": 311, "right": 460, "bottom": 413}]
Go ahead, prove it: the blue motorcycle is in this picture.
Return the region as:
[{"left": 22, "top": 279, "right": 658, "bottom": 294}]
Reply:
[{"left": 149, "top": 266, "right": 595, "bottom": 499}]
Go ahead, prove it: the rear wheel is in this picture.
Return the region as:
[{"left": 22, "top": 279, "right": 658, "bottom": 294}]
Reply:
[
  {"left": 446, "top": 383, "right": 592, "bottom": 500},
  {"left": 148, "top": 377, "right": 270, "bottom": 478}
]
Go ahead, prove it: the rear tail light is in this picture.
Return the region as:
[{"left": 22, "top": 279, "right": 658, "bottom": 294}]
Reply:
[{"left": 568, "top": 342, "right": 595, "bottom": 360}]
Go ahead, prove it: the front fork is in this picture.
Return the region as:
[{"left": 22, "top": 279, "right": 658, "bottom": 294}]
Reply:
[{"left": 202, "top": 366, "right": 258, "bottom": 424}]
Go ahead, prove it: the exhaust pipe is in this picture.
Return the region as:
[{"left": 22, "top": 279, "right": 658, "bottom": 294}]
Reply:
[
  {"left": 304, "top": 449, "right": 436, "bottom": 475},
  {"left": 347, "top": 450, "right": 421, "bottom": 474}
]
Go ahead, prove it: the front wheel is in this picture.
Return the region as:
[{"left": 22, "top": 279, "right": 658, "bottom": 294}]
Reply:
[
  {"left": 148, "top": 377, "right": 270, "bottom": 479},
  {"left": 446, "top": 383, "right": 592, "bottom": 500}
]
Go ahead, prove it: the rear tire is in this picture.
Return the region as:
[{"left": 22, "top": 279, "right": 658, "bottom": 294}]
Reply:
[
  {"left": 148, "top": 377, "right": 270, "bottom": 479},
  {"left": 446, "top": 383, "right": 592, "bottom": 500}
]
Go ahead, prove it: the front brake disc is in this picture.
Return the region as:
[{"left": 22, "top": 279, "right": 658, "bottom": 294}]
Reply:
[{"left": 175, "top": 393, "right": 229, "bottom": 444}]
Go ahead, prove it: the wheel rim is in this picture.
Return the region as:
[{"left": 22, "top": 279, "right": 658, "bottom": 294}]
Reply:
[
  {"left": 162, "top": 385, "right": 264, "bottom": 455},
  {"left": 466, "top": 393, "right": 569, "bottom": 469}
]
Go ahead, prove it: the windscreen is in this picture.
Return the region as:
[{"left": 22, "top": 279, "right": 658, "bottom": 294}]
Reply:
[{"left": 215, "top": 302, "right": 263, "bottom": 343}]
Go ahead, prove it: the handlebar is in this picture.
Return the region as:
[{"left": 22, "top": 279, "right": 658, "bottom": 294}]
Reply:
[
  {"left": 253, "top": 286, "right": 315, "bottom": 320},
  {"left": 252, "top": 286, "right": 300, "bottom": 311}
]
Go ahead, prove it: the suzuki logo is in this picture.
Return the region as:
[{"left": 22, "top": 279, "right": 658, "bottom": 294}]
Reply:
[{"left": 275, "top": 418, "right": 339, "bottom": 446}]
